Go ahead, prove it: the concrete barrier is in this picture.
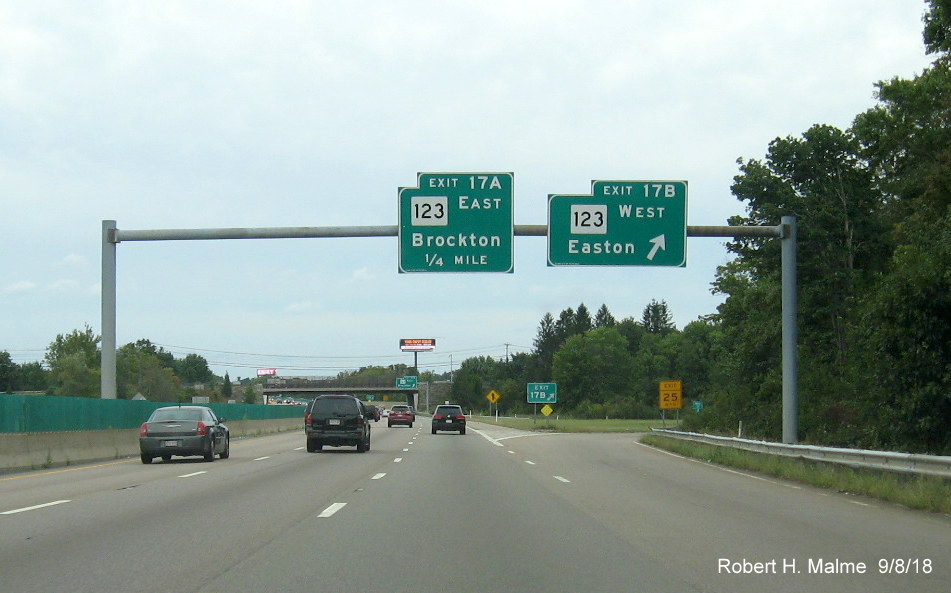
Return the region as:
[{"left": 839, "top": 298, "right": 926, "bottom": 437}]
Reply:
[{"left": 0, "top": 417, "right": 304, "bottom": 474}]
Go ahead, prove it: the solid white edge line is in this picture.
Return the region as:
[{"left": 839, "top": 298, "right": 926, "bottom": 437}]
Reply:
[
  {"left": 2, "top": 500, "right": 71, "bottom": 515},
  {"left": 634, "top": 441, "right": 802, "bottom": 490},
  {"left": 318, "top": 503, "right": 347, "bottom": 518}
]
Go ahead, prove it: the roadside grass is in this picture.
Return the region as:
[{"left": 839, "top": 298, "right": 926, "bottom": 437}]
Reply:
[
  {"left": 642, "top": 434, "right": 951, "bottom": 516},
  {"left": 469, "top": 416, "right": 667, "bottom": 433}
]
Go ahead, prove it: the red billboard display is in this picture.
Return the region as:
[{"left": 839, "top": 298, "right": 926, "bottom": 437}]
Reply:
[{"left": 400, "top": 338, "right": 436, "bottom": 352}]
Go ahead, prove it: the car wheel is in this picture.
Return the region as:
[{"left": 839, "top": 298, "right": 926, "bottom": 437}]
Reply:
[
  {"left": 306, "top": 438, "right": 316, "bottom": 452},
  {"left": 409, "top": 422, "right": 413, "bottom": 428},
  {"left": 460, "top": 428, "right": 466, "bottom": 435},
  {"left": 315, "top": 440, "right": 323, "bottom": 452},
  {"left": 387, "top": 422, "right": 392, "bottom": 427},
  {"left": 357, "top": 439, "right": 367, "bottom": 453},
  {"left": 432, "top": 427, "right": 437, "bottom": 434},
  {"left": 141, "top": 453, "right": 153, "bottom": 464},
  {"left": 204, "top": 439, "right": 215, "bottom": 462},
  {"left": 219, "top": 438, "right": 230, "bottom": 459}
]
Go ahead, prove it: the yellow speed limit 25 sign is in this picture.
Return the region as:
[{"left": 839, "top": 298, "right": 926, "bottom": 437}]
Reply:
[{"left": 659, "top": 380, "right": 683, "bottom": 410}]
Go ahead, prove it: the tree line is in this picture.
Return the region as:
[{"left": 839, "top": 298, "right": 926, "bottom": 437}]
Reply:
[
  {"left": 452, "top": 4, "right": 951, "bottom": 454},
  {"left": 0, "top": 325, "right": 235, "bottom": 403}
]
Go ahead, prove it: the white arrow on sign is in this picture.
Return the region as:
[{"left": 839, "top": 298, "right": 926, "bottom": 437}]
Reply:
[{"left": 647, "top": 234, "right": 666, "bottom": 261}]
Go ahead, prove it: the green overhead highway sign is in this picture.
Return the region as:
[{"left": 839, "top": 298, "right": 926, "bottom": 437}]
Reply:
[
  {"left": 396, "top": 376, "right": 418, "bottom": 389},
  {"left": 548, "top": 180, "right": 687, "bottom": 267},
  {"left": 527, "top": 382, "right": 557, "bottom": 404},
  {"left": 399, "top": 172, "right": 514, "bottom": 273}
]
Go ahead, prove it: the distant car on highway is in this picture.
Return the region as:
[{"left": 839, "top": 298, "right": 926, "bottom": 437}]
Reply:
[
  {"left": 305, "top": 394, "right": 372, "bottom": 452},
  {"left": 431, "top": 404, "right": 466, "bottom": 435},
  {"left": 363, "top": 403, "right": 381, "bottom": 422},
  {"left": 388, "top": 404, "right": 414, "bottom": 428},
  {"left": 139, "top": 406, "right": 230, "bottom": 464}
]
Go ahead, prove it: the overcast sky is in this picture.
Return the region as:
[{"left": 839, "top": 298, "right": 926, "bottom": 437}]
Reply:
[{"left": 1, "top": 1, "right": 937, "bottom": 381}]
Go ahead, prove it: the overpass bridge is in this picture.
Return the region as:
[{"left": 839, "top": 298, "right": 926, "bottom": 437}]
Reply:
[{"left": 262, "top": 386, "right": 420, "bottom": 408}]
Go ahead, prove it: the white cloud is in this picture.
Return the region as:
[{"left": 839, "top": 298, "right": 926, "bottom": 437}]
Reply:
[
  {"left": 284, "top": 301, "right": 317, "bottom": 314},
  {"left": 3, "top": 280, "right": 37, "bottom": 295},
  {"left": 58, "top": 253, "right": 88, "bottom": 267},
  {"left": 47, "top": 278, "right": 79, "bottom": 292}
]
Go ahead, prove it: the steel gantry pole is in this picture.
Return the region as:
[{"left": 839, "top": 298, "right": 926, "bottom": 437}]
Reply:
[
  {"left": 781, "top": 215, "right": 798, "bottom": 444},
  {"left": 101, "top": 220, "right": 118, "bottom": 399}
]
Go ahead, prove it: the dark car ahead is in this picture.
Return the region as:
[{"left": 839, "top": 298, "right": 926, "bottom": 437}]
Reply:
[
  {"left": 305, "top": 395, "right": 372, "bottom": 452},
  {"left": 387, "top": 404, "right": 414, "bottom": 428},
  {"left": 431, "top": 404, "right": 466, "bottom": 435},
  {"left": 139, "top": 406, "right": 230, "bottom": 464}
]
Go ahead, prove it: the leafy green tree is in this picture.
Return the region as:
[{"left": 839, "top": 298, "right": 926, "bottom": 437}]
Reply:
[
  {"left": 923, "top": 0, "right": 951, "bottom": 55},
  {"left": 222, "top": 372, "right": 233, "bottom": 400},
  {"left": 593, "top": 304, "right": 617, "bottom": 328},
  {"left": 641, "top": 300, "right": 675, "bottom": 334},
  {"left": 573, "top": 303, "right": 593, "bottom": 334},
  {"left": 847, "top": 20, "right": 951, "bottom": 452},
  {"left": 16, "top": 362, "right": 48, "bottom": 392},
  {"left": 176, "top": 353, "right": 214, "bottom": 384},
  {"left": 0, "top": 351, "right": 16, "bottom": 392},
  {"left": 551, "top": 327, "right": 634, "bottom": 411},
  {"left": 532, "top": 313, "right": 558, "bottom": 379},
  {"left": 243, "top": 385, "right": 257, "bottom": 404},
  {"left": 117, "top": 343, "right": 180, "bottom": 400},
  {"left": 48, "top": 352, "right": 100, "bottom": 397},
  {"left": 45, "top": 325, "right": 100, "bottom": 397}
]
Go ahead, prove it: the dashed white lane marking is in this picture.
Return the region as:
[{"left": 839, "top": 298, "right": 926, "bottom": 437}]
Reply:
[
  {"left": 554, "top": 476, "right": 571, "bottom": 483},
  {"left": 319, "top": 503, "right": 347, "bottom": 518},
  {"left": 179, "top": 471, "right": 207, "bottom": 478},
  {"left": 372, "top": 473, "right": 387, "bottom": 480},
  {"left": 525, "top": 461, "right": 536, "bottom": 465},
  {"left": 254, "top": 456, "right": 270, "bottom": 461},
  {"left": 394, "top": 458, "right": 403, "bottom": 463},
  {"left": 2, "top": 500, "right": 71, "bottom": 515}
]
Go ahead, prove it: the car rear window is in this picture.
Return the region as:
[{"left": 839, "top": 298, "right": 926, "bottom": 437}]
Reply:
[
  {"left": 436, "top": 407, "right": 462, "bottom": 416},
  {"left": 392, "top": 405, "right": 410, "bottom": 411},
  {"left": 150, "top": 408, "right": 203, "bottom": 422},
  {"left": 311, "top": 397, "right": 360, "bottom": 416}
]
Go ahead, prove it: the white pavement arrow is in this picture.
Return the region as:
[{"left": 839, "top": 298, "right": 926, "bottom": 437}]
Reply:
[{"left": 647, "top": 235, "right": 666, "bottom": 261}]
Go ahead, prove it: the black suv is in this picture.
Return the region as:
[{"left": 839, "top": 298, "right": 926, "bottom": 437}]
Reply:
[
  {"left": 431, "top": 404, "right": 466, "bottom": 435},
  {"left": 305, "top": 395, "right": 372, "bottom": 452}
]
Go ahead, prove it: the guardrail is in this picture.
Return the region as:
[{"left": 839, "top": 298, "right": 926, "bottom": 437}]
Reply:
[{"left": 650, "top": 429, "right": 951, "bottom": 478}]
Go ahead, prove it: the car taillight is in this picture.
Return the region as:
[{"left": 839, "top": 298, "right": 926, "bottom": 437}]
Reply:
[
  {"left": 434, "top": 414, "right": 444, "bottom": 420},
  {"left": 196, "top": 421, "right": 207, "bottom": 435},
  {"left": 139, "top": 423, "right": 148, "bottom": 437},
  {"left": 455, "top": 415, "right": 465, "bottom": 420},
  {"left": 305, "top": 413, "right": 313, "bottom": 426}
]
